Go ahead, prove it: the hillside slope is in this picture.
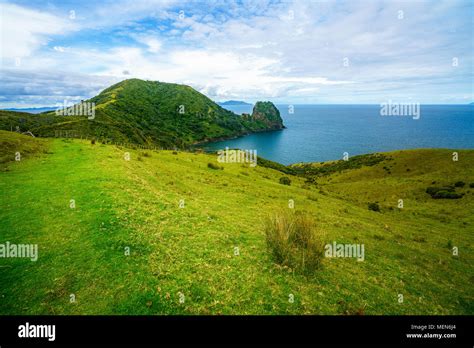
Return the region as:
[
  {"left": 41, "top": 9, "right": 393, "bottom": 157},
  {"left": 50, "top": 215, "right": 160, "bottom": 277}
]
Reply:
[
  {"left": 0, "top": 79, "right": 284, "bottom": 148},
  {"left": 0, "top": 132, "right": 472, "bottom": 315}
]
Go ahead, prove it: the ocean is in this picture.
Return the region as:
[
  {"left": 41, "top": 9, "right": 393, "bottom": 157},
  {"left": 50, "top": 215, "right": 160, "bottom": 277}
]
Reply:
[{"left": 202, "top": 104, "right": 474, "bottom": 165}]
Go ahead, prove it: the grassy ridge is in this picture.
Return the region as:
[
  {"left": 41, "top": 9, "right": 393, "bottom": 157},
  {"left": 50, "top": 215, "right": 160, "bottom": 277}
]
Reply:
[{"left": 0, "top": 132, "right": 472, "bottom": 314}]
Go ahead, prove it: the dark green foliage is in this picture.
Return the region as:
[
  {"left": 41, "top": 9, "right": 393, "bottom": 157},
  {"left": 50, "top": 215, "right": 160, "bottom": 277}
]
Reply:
[
  {"left": 279, "top": 176, "right": 291, "bottom": 185},
  {"left": 426, "top": 186, "right": 463, "bottom": 199},
  {"left": 368, "top": 202, "right": 380, "bottom": 212},
  {"left": 257, "top": 156, "right": 296, "bottom": 175},
  {"left": 454, "top": 181, "right": 465, "bottom": 187},
  {"left": 293, "top": 153, "right": 386, "bottom": 177},
  {"left": 470, "top": 183, "right": 474, "bottom": 188},
  {"left": 207, "top": 162, "right": 222, "bottom": 170},
  {"left": 433, "top": 191, "right": 463, "bottom": 199}
]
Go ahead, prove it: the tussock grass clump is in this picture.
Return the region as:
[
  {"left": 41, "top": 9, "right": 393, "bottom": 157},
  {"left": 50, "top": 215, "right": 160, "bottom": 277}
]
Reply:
[
  {"left": 264, "top": 210, "right": 324, "bottom": 274},
  {"left": 279, "top": 176, "right": 291, "bottom": 185}
]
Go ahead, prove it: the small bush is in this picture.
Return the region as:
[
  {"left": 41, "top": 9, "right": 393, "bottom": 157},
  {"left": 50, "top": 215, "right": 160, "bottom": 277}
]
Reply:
[
  {"left": 172, "top": 151, "right": 178, "bottom": 155},
  {"left": 141, "top": 152, "right": 151, "bottom": 158},
  {"left": 454, "top": 181, "right": 465, "bottom": 188},
  {"left": 91, "top": 138, "right": 96, "bottom": 145},
  {"left": 264, "top": 210, "right": 324, "bottom": 274},
  {"left": 432, "top": 191, "right": 463, "bottom": 199},
  {"left": 426, "top": 186, "right": 463, "bottom": 199},
  {"left": 207, "top": 162, "right": 222, "bottom": 170},
  {"left": 368, "top": 202, "right": 380, "bottom": 212},
  {"left": 279, "top": 176, "right": 291, "bottom": 185},
  {"left": 470, "top": 183, "right": 474, "bottom": 188}
]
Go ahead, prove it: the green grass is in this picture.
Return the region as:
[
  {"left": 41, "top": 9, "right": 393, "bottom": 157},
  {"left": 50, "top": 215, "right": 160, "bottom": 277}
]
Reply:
[{"left": 0, "top": 132, "right": 473, "bottom": 315}]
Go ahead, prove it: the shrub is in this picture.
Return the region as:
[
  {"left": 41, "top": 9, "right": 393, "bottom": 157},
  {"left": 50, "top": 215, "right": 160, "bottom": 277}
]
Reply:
[
  {"left": 470, "top": 183, "right": 474, "bottom": 188},
  {"left": 368, "top": 202, "right": 380, "bottom": 212},
  {"left": 279, "top": 176, "right": 291, "bottom": 185},
  {"left": 426, "top": 186, "right": 463, "bottom": 199},
  {"left": 141, "top": 151, "right": 151, "bottom": 157},
  {"left": 432, "top": 191, "right": 463, "bottom": 199},
  {"left": 454, "top": 181, "right": 465, "bottom": 188},
  {"left": 264, "top": 210, "right": 324, "bottom": 274},
  {"left": 91, "top": 138, "right": 96, "bottom": 145},
  {"left": 207, "top": 162, "right": 222, "bottom": 170}
]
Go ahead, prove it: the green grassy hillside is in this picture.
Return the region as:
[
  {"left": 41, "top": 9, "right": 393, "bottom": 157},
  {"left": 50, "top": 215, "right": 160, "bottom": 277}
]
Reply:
[
  {"left": 0, "top": 132, "right": 472, "bottom": 314},
  {"left": 0, "top": 79, "right": 284, "bottom": 148}
]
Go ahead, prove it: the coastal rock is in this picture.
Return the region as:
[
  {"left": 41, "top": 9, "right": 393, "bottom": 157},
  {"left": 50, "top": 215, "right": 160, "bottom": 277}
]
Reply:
[{"left": 251, "top": 101, "right": 285, "bottom": 130}]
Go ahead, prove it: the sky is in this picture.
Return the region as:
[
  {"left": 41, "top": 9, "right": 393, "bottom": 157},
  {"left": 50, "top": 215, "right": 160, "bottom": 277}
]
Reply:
[{"left": 0, "top": 0, "right": 473, "bottom": 107}]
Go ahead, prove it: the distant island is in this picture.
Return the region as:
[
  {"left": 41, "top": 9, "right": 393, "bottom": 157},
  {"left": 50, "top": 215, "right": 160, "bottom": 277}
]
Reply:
[
  {"left": 218, "top": 100, "right": 252, "bottom": 106},
  {"left": 2, "top": 107, "right": 57, "bottom": 114}
]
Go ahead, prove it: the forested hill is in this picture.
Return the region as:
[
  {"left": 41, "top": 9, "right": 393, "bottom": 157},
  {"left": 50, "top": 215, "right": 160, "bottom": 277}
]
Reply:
[{"left": 0, "top": 79, "right": 285, "bottom": 147}]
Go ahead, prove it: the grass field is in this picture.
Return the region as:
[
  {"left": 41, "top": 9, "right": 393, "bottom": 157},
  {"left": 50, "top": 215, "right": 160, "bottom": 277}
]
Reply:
[{"left": 0, "top": 131, "right": 473, "bottom": 315}]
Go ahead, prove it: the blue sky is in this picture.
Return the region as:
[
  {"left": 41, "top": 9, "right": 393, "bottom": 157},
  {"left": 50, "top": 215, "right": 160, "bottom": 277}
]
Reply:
[{"left": 0, "top": 0, "right": 472, "bottom": 107}]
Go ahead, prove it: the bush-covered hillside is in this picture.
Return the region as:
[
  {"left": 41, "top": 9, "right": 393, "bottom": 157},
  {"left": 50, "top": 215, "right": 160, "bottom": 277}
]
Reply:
[{"left": 0, "top": 79, "right": 285, "bottom": 148}]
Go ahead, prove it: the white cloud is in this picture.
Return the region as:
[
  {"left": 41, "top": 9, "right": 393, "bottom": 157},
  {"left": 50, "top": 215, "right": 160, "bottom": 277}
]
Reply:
[
  {"left": 132, "top": 35, "right": 162, "bottom": 53},
  {"left": 0, "top": 0, "right": 472, "bottom": 105},
  {"left": 0, "top": 3, "right": 75, "bottom": 59}
]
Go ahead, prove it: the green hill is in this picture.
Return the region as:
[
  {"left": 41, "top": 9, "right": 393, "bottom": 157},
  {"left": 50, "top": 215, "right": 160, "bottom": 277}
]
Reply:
[
  {"left": 0, "top": 79, "right": 284, "bottom": 148},
  {"left": 0, "top": 131, "right": 472, "bottom": 315}
]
